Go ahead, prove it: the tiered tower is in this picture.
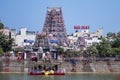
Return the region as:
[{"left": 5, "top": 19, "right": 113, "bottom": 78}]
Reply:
[
  {"left": 42, "top": 7, "right": 68, "bottom": 45},
  {"left": 34, "top": 7, "right": 68, "bottom": 49}
]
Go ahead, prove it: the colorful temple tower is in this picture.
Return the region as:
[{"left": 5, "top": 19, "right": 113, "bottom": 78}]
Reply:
[
  {"left": 34, "top": 7, "right": 68, "bottom": 50},
  {"left": 42, "top": 7, "right": 68, "bottom": 44}
]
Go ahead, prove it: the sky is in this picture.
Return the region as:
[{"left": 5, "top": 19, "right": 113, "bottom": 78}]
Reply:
[{"left": 0, "top": 0, "right": 120, "bottom": 35}]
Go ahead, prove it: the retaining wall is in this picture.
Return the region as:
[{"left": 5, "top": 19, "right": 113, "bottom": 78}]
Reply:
[{"left": 0, "top": 59, "right": 120, "bottom": 73}]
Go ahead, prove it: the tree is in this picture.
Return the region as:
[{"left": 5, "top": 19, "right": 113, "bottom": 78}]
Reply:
[
  {"left": 87, "top": 44, "right": 98, "bottom": 57},
  {"left": 65, "top": 49, "right": 73, "bottom": 57},
  {"left": 117, "top": 32, "right": 120, "bottom": 39},
  {"left": 111, "top": 39, "right": 120, "bottom": 48},
  {"left": 0, "top": 22, "right": 4, "bottom": 29},
  {"left": 0, "top": 22, "right": 14, "bottom": 52},
  {"left": 107, "top": 32, "right": 116, "bottom": 39},
  {"left": 96, "top": 38, "right": 111, "bottom": 57},
  {"left": 56, "top": 46, "right": 64, "bottom": 55},
  {"left": 111, "top": 48, "right": 120, "bottom": 57},
  {"left": 0, "top": 47, "right": 4, "bottom": 55},
  {"left": 74, "top": 50, "right": 80, "bottom": 57},
  {"left": 0, "top": 34, "right": 13, "bottom": 52},
  {"left": 110, "top": 38, "right": 120, "bottom": 57}
]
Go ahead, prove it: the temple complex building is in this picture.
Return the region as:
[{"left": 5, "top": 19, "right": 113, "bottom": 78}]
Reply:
[
  {"left": 68, "top": 26, "right": 103, "bottom": 48},
  {"left": 10, "top": 27, "right": 36, "bottom": 47},
  {"left": 34, "top": 7, "right": 68, "bottom": 50}
]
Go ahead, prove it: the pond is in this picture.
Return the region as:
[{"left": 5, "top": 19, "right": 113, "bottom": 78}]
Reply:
[{"left": 0, "top": 73, "right": 119, "bottom": 80}]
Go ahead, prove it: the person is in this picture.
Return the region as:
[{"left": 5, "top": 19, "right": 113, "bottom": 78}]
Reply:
[
  {"left": 49, "top": 69, "right": 54, "bottom": 74},
  {"left": 18, "top": 55, "right": 22, "bottom": 60},
  {"left": 42, "top": 53, "right": 45, "bottom": 62},
  {"left": 47, "top": 52, "right": 52, "bottom": 63}
]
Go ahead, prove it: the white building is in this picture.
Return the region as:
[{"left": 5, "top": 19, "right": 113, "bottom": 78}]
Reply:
[
  {"left": 68, "top": 26, "right": 103, "bottom": 48},
  {"left": 11, "top": 27, "right": 36, "bottom": 47}
]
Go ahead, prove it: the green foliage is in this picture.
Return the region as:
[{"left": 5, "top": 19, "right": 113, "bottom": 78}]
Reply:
[
  {"left": 111, "top": 48, "right": 120, "bottom": 57},
  {"left": 111, "top": 38, "right": 120, "bottom": 48},
  {"left": 64, "top": 49, "right": 80, "bottom": 57},
  {"left": 107, "top": 32, "right": 116, "bottom": 39},
  {"left": 0, "top": 31, "right": 13, "bottom": 52},
  {"left": 0, "top": 47, "right": 4, "bottom": 55},
  {"left": 65, "top": 49, "right": 73, "bottom": 57},
  {"left": 0, "top": 22, "right": 4, "bottom": 29},
  {"left": 74, "top": 51, "right": 80, "bottom": 57},
  {"left": 117, "top": 32, "right": 120, "bottom": 38},
  {"left": 107, "top": 32, "right": 120, "bottom": 40},
  {"left": 87, "top": 45, "right": 98, "bottom": 57},
  {"left": 106, "top": 32, "right": 120, "bottom": 57},
  {"left": 0, "top": 22, "right": 13, "bottom": 52},
  {"left": 56, "top": 46, "right": 64, "bottom": 55},
  {"left": 96, "top": 38, "right": 111, "bottom": 57}
]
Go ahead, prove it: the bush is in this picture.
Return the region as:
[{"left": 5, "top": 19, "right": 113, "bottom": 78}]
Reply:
[{"left": 0, "top": 47, "right": 3, "bottom": 56}]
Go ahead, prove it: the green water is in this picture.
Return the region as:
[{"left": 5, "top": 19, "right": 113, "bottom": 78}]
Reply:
[{"left": 0, "top": 73, "right": 119, "bottom": 80}]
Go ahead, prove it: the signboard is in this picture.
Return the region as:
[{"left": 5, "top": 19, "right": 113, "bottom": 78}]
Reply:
[{"left": 74, "top": 26, "right": 90, "bottom": 29}]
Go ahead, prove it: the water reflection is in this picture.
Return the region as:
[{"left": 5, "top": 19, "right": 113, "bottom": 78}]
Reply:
[{"left": 0, "top": 73, "right": 119, "bottom": 80}]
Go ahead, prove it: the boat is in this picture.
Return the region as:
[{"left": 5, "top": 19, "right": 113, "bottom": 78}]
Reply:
[
  {"left": 29, "top": 71, "right": 65, "bottom": 75},
  {"left": 28, "top": 61, "right": 66, "bottom": 75}
]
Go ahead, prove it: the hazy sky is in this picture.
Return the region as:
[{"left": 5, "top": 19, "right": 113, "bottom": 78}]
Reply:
[{"left": 0, "top": 0, "right": 120, "bottom": 35}]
